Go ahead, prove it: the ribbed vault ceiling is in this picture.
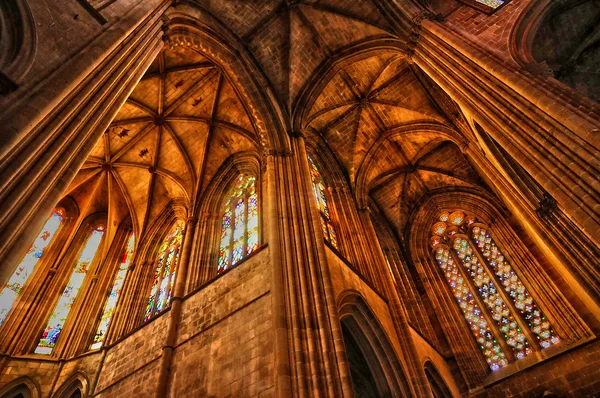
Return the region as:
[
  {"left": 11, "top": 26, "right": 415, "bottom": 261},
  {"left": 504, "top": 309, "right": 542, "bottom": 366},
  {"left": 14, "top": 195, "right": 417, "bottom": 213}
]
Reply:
[
  {"left": 303, "top": 53, "right": 486, "bottom": 234},
  {"left": 198, "top": 0, "right": 398, "bottom": 108},
  {"left": 69, "top": 1, "right": 488, "bottom": 244},
  {"left": 68, "top": 46, "right": 259, "bottom": 241}
]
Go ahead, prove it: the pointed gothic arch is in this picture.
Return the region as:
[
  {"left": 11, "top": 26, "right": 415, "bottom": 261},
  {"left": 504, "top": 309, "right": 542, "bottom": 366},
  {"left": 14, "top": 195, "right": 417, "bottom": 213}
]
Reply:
[
  {"left": 338, "top": 291, "right": 411, "bottom": 397},
  {"left": 51, "top": 372, "right": 89, "bottom": 398},
  {"left": 0, "top": 377, "right": 41, "bottom": 398},
  {"left": 407, "top": 191, "right": 593, "bottom": 382}
]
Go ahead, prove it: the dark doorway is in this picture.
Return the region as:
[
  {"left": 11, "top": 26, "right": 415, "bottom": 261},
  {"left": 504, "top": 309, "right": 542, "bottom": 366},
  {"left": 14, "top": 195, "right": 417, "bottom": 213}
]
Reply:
[{"left": 342, "top": 323, "right": 381, "bottom": 397}]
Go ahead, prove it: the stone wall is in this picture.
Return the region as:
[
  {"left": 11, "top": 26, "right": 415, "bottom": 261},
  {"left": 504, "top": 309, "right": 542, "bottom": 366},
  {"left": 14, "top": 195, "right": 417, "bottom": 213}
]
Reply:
[
  {"left": 474, "top": 340, "right": 600, "bottom": 397},
  {"left": 0, "top": 247, "right": 273, "bottom": 397},
  {"left": 169, "top": 247, "right": 273, "bottom": 397}
]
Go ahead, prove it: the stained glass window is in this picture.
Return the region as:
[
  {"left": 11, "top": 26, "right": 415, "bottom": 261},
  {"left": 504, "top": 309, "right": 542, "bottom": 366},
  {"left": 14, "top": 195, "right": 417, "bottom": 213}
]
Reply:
[
  {"left": 218, "top": 175, "right": 259, "bottom": 273},
  {"left": 91, "top": 233, "right": 135, "bottom": 349},
  {"left": 144, "top": 222, "right": 184, "bottom": 322},
  {"left": 429, "top": 210, "right": 559, "bottom": 371},
  {"left": 474, "top": 0, "right": 504, "bottom": 10},
  {"left": 308, "top": 156, "right": 337, "bottom": 248},
  {"left": 0, "top": 209, "right": 65, "bottom": 326},
  {"left": 36, "top": 225, "right": 105, "bottom": 354}
]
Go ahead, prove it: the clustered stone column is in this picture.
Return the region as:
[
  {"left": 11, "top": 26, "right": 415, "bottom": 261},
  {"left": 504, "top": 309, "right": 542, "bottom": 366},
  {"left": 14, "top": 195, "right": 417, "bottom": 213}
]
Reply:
[
  {"left": 0, "top": 0, "right": 170, "bottom": 287},
  {"left": 265, "top": 134, "right": 353, "bottom": 397}
]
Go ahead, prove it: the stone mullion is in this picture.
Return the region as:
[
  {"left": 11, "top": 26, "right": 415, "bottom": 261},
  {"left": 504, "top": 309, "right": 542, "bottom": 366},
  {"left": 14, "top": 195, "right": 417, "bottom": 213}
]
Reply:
[
  {"left": 486, "top": 222, "right": 592, "bottom": 342},
  {"left": 57, "top": 228, "right": 125, "bottom": 358},
  {"left": 415, "top": 255, "right": 490, "bottom": 388},
  {"left": 463, "top": 146, "right": 600, "bottom": 323},
  {"left": 459, "top": 232, "right": 541, "bottom": 352},
  {"left": 414, "top": 22, "right": 600, "bottom": 240},
  {"left": 0, "top": 7, "right": 167, "bottom": 287},
  {"left": 102, "top": 229, "right": 135, "bottom": 346},
  {"left": 0, "top": 214, "right": 77, "bottom": 354},
  {"left": 19, "top": 222, "right": 92, "bottom": 356},
  {"left": 358, "top": 208, "right": 434, "bottom": 397},
  {"left": 157, "top": 217, "right": 196, "bottom": 397},
  {"left": 105, "top": 250, "right": 143, "bottom": 345},
  {"left": 447, "top": 242, "right": 519, "bottom": 362},
  {"left": 45, "top": 224, "right": 111, "bottom": 359}
]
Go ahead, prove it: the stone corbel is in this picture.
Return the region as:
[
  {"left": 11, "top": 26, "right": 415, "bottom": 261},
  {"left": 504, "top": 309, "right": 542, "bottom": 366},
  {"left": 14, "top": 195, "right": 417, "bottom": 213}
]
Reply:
[{"left": 536, "top": 192, "right": 558, "bottom": 219}]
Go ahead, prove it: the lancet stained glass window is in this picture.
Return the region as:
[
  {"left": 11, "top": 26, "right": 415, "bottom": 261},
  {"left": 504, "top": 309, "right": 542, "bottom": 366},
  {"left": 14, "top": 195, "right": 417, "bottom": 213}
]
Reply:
[
  {"left": 144, "top": 222, "right": 184, "bottom": 322},
  {"left": 218, "top": 175, "right": 259, "bottom": 273},
  {"left": 308, "top": 156, "right": 337, "bottom": 248},
  {"left": 92, "top": 233, "right": 135, "bottom": 349},
  {"left": 429, "top": 210, "right": 559, "bottom": 371},
  {"left": 0, "top": 209, "right": 65, "bottom": 326},
  {"left": 36, "top": 225, "right": 105, "bottom": 354}
]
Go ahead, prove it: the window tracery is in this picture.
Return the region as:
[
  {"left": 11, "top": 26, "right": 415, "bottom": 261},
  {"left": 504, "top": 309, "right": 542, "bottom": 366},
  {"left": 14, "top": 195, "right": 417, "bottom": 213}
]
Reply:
[
  {"left": 218, "top": 175, "right": 259, "bottom": 273},
  {"left": 430, "top": 210, "right": 559, "bottom": 371},
  {"left": 92, "top": 233, "right": 135, "bottom": 349},
  {"left": 308, "top": 156, "right": 337, "bottom": 248},
  {"left": 144, "top": 222, "right": 185, "bottom": 322},
  {"left": 36, "top": 225, "right": 105, "bottom": 354},
  {"left": 0, "top": 208, "right": 65, "bottom": 326}
]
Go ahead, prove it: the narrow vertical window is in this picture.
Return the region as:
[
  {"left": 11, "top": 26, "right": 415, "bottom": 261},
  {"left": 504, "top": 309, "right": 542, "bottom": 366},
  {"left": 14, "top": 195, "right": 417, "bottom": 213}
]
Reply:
[
  {"left": 36, "top": 225, "right": 105, "bottom": 354},
  {"left": 91, "top": 233, "right": 135, "bottom": 349},
  {"left": 0, "top": 208, "right": 65, "bottom": 326},
  {"left": 308, "top": 156, "right": 337, "bottom": 248},
  {"left": 144, "top": 222, "right": 184, "bottom": 322},
  {"left": 218, "top": 175, "right": 259, "bottom": 273},
  {"left": 429, "top": 210, "right": 559, "bottom": 371}
]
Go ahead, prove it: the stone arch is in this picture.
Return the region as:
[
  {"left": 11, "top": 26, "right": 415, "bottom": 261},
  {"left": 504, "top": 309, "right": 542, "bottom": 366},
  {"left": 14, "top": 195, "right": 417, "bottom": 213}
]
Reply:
[
  {"left": 406, "top": 190, "right": 593, "bottom": 384},
  {"left": 165, "top": 3, "right": 290, "bottom": 152},
  {"left": 292, "top": 39, "right": 410, "bottom": 134},
  {"left": 354, "top": 123, "right": 464, "bottom": 209},
  {"left": 0, "top": 376, "right": 41, "bottom": 398},
  {"left": 188, "top": 151, "right": 262, "bottom": 289},
  {"left": 337, "top": 290, "right": 411, "bottom": 397},
  {"left": 0, "top": 0, "right": 36, "bottom": 93},
  {"left": 52, "top": 372, "right": 89, "bottom": 398},
  {"left": 423, "top": 360, "right": 453, "bottom": 398},
  {"left": 509, "top": 0, "right": 600, "bottom": 102}
]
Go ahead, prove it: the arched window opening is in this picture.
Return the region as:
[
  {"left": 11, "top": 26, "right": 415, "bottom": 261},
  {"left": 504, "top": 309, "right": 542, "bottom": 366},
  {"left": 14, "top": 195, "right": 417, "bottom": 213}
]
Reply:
[
  {"left": 430, "top": 210, "right": 559, "bottom": 371},
  {"left": 91, "top": 233, "right": 135, "bottom": 349},
  {"left": 144, "top": 222, "right": 184, "bottom": 322},
  {"left": 35, "top": 225, "right": 105, "bottom": 354},
  {"left": 0, "top": 208, "right": 65, "bottom": 326},
  {"left": 307, "top": 156, "right": 337, "bottom": 248},
  {"left": 218, "top": 175, "right": 259, "bottom": 273}
]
